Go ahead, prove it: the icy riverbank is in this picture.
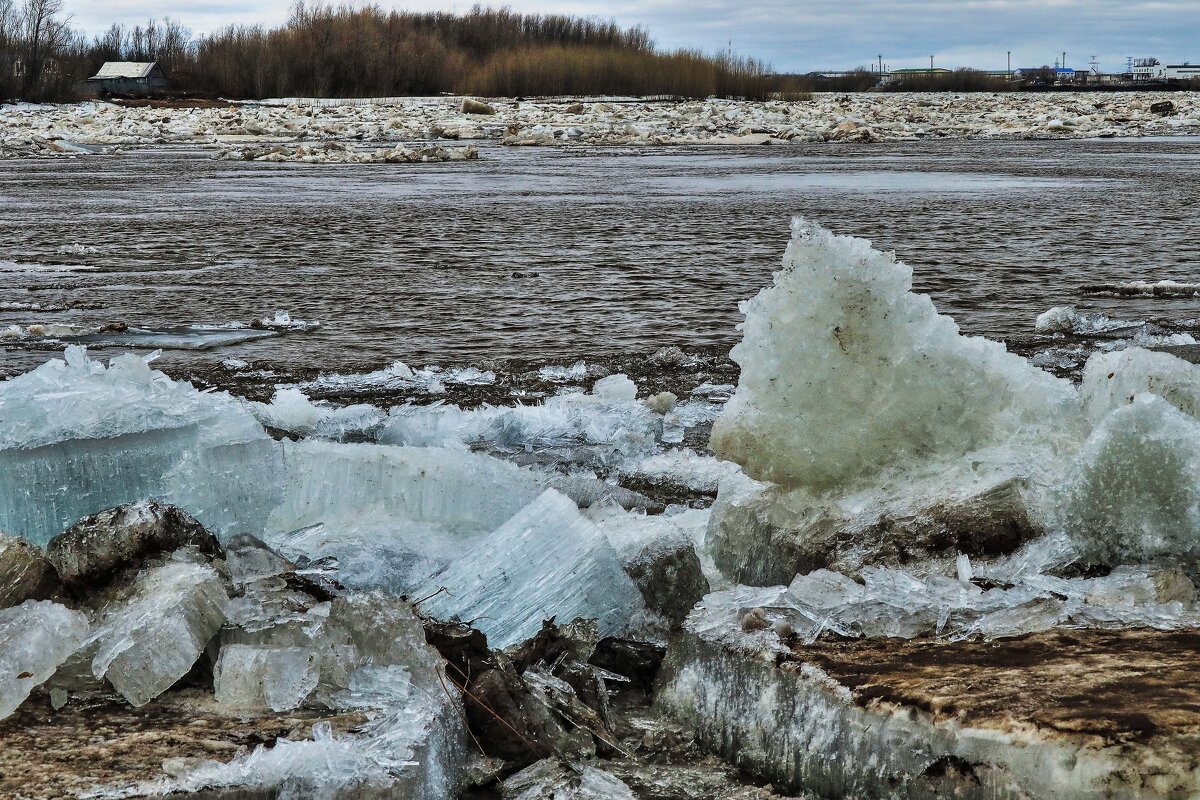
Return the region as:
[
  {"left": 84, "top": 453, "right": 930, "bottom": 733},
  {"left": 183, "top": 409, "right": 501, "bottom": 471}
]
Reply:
[
  {"left": 5, "top": 215, "right": 1200, "bottom": 796},
  {"left": 2, "top": 92, "right": 1198, "bottom": 158}
]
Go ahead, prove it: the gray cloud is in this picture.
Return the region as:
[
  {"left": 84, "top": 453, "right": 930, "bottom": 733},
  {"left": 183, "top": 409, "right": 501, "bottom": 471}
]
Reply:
[{"left": 65, "top": 0, "right": 1200, "bottom": 73}]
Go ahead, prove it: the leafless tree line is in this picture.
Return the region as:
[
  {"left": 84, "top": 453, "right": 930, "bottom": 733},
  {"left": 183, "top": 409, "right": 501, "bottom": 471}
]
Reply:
[
  {"left": 1, "top": 2, "right": 778, "bottom": 101},
  {"left": 0, "top": 0, "right": 80, "bottom": 100}
]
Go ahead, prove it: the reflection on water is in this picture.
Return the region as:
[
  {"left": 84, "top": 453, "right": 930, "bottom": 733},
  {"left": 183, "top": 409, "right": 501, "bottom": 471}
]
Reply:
[{"left": 1, "top": 137, "right": 1198, "bottom": 376}]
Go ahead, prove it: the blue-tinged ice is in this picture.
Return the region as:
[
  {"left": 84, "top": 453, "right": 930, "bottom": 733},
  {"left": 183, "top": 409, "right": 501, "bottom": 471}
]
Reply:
[
  {"left": 264, "top": 440, "right": 546, "bottom": 592},
  {"left": 418, "top": 489, "right": 645, "bottom": 648},
  {"left": 0, "top": 347, "right": 282, "bottom": 544}
]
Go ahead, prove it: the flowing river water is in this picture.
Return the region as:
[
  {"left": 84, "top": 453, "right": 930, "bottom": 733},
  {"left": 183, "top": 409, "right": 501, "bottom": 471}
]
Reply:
[{"left": 2, "top": 136, "right": 1199, "bottom": 380}]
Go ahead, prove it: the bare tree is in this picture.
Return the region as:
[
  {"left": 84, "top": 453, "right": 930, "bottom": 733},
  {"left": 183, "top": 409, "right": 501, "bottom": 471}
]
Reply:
[
  {"left": 0, "top": 0, "right": 16, "bottom": 99},
  {"left": 19, "top": 0, "right": 70, "bottom": 98}
]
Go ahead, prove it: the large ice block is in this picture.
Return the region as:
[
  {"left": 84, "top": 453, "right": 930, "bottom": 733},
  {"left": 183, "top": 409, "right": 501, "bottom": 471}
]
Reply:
[
  {"left": 0, "top": 600, "right": 88, "bottom": 719},
  {"left": 657, "top": 595, "right": 1200, "bottom": 799},
  {"left": 1081, "top": 346, "right": 1200, "bottom": 424},
  {"left": 264, "top": 440, "right": 546, "bottom": 592},
  {"left": 419, "top": 490, "right": 645, "bottom": 649},
  {"left": 90, "top": 558, "right": 229, "bottom": 706},
  {"left": 709, "top": 217, "right": 1082, "bottom": 491},
  {"left": 0, "top": 347, "right": 282, "bottom": 544},
  {"left": 213, "top": 644, "right": 321, "bottom": 712}
]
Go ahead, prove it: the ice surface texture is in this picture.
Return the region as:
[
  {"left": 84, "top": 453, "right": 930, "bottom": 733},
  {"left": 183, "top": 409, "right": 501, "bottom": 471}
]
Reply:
[
  {"left": 710, "top": 217, "right": 1081, "bottom": 491},
  {"left": 0, "top": 600, "right": 89, "bottom": 718},
  {"left": 266, "top": 440, "right": 546, "bottom": 592},
  {"left": 0, "top": 347, "right": 281, "bottom": 543},
  {"left": 419, "top": 490, "right": 645, "bottom": 649},
  {"left": 1057, "top": 394, "right": 1200, "bottom": 567},
  {"left": 90, "top": 559, "right": 229, "bottom": 706}
]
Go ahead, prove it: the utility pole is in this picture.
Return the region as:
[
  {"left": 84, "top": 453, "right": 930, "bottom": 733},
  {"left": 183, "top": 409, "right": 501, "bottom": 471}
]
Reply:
[
  {"left": 930, "top": 54, "right": 934, "bottom": 72},
  {"left": 1007, "top": 50, "right": 1011, "bottom": 77}
]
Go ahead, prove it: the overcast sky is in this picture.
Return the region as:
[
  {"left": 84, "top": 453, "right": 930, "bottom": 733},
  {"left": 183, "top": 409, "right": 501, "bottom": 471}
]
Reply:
[{"left": 62, "top": 0, "right": 1200, "bottom": 73}]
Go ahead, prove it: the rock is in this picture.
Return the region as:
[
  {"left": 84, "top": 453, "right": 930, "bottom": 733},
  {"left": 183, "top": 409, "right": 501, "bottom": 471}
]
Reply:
[
  {"left": 1151, "top": 100, "right": 1176, "bottom": 116},
  {"left": 46, "top": 501, "right": 221, "bottom": 592},
  {"left": 462, "top": 98, "right": 496, "bottom": 115},
  {"left": 588, "top": 638, "right": 666, "bottom": 696},
  {"left": 501, "top": 757, "right": 635, "bottom": 799},
  {"left": 709, "top": 476, "right": 1041, "bottom": 585},
  {"left": 585, "top": 505, "right": 709, "bottom": 635},
  {"left": 643, "top": 391, "right": 678, "bottom": 414},
  {"left": 0, "top": 532, "right": 60, "bottom": 608},
  {"left": 564, "top": 103, "right": 586, "bottom": 114},
  {"left": 657, "top": 603, "right": 1200, "bottom": 799},
  {"left": 424, "top": 617, "right": 622, "bottom": 767},
  {"left": 619, "top": 529, "right": 709, "bottom": 631}
]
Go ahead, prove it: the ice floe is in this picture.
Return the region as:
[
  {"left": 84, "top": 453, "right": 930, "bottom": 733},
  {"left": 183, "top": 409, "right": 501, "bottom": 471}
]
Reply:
[
  {"left": 216, "top": 142, "right": 479, "bottom": 163},
  {"left": 2, "top": 93, "right": 1200, "bottom": 160}
]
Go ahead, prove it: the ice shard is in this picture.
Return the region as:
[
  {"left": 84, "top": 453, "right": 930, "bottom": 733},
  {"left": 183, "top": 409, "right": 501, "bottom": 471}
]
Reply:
[
  {"left": 0, "top": 600, "right": 88, "bottom": 719},
  {"left": 249, "top": 387, "right": 386, "bottom": 441},
  {"left": 90, "top": 558, "right": 229, "bottom": 706},
  {"left": 418, "top": 490, "right": 645, "bottom": 649},
  {"left": 0, "top": 347, "right": 282, "bottom": 544}
]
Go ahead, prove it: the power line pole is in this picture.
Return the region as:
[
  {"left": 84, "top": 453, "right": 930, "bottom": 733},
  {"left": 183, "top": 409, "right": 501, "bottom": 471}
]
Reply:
[{"left": 1007, "top": 50, "right": 1011, "bottom": 77}]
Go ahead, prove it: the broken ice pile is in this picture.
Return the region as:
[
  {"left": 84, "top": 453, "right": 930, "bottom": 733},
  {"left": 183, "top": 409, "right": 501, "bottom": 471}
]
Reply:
[
  {"left": 712, "top": 562, "right": 1200, "bottom": 645},
  {"left": 380, "top": 381, "right": 663, "bottom": 469},
  {"left": 250, "top": 387, "right": 386, "bottom": 441},
  {"left": 300, "top": 359, "right": 495, "bottom": 396},
  {"left": 0, "top": 346, "right": 281, "bottom": 544},
  {"left": 0, "top": 501, "right": 468, "bottom": 799}
]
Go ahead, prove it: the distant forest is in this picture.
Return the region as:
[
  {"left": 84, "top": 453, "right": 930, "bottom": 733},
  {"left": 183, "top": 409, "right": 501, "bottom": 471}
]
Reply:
[{"left": 0, "top": 1, "right": 785, "bottom": 101}]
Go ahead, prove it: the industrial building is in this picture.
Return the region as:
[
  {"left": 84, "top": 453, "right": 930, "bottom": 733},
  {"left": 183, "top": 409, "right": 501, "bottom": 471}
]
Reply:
[{"left": 1130, "top": 58, "right": 1198, "bottom": 82}]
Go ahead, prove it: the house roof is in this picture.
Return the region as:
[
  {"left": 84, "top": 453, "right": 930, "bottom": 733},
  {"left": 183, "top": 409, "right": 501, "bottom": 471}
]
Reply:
[{"left": 89, "top": 62, "right": 159, "bottom": 80}]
